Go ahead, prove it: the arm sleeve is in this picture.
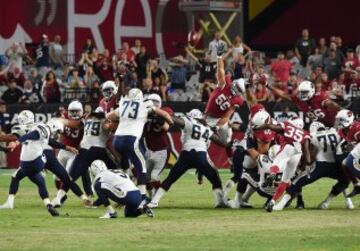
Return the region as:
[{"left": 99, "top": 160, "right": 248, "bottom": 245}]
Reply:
[
  {"left": 48, "top": 139, "right": 66, "bottom": 149},
  {"left": 18, "top": 130, "right": 40, "bottom": 143}
]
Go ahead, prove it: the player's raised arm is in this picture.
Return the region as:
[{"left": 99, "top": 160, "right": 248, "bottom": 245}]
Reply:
[
  {"left": 266, "top": 83, "right": 291, "bottom": 101},
  {"left": 171, "top": 116, "right": 186, "bottom": 129},
  {"left": 153, "top": 108, "right": 174, "bottom": 125},
  {"left": 209, "top": 133, "right": 230, "bottom": 148},
  {"left": 216, "top": 44, "right": 226, "bottom": 86},
  {"left": 323, "top": 99, "right": 342, "bottom": 112},
  {"left": 216, "top": 106, "right": 236, "bottom": 128}
]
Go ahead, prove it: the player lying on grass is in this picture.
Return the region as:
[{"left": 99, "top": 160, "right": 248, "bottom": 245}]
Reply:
[
  {"left": 89, "top": 160, "right": 154, "bottom": 219},
  {"left": 0, "top": 111, "right": 88, "bottom": 210},
  {"left": 148, "top": 109, "right": 231, "bottom": 209}
]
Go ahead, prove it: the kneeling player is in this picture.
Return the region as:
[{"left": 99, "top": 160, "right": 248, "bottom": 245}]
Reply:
[
  {"left": 90, "top": 160, "right": 153, "bottom": 218},
  {"left": 148, "top": 109, "right": 230, "bottom": 208}
]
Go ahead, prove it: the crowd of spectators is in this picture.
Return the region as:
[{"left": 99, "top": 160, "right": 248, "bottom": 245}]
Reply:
[{"left": 1, "top": 29, "right": 360, "bottom": 105}]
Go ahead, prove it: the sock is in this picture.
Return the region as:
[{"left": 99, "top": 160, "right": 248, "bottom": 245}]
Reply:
[
  {"left": 274, "top": 194, "right": 291, "bottom": 210},
  {"left": 106, "top": 205, "right": 115, "bottom": 214},
  {"left": 242, "top": 186, "right": 256, "bottom": 203},
  {"left": 272, "top": 182, "right": 289, "bottom": 201},
  {"left": 7, "top": 194, "right": 15, "bottom": 206},
  {"left": 138, "top": 185, "right": 146, "bottom": 195},
  {"left": 151, "top": 188, "right": 166, "bottom": 204},
  {"left": 43, "top": 198, "right": 51, "bottom": 207},
  {"left": 80, "top": 194, "right": 88, "bottom": 201},
  {"left": 324, "top": 193, "right": 336, "bottom": 204},
  {"left": 56, "top": 189, "right": 67, "bottom": 203},
  {"left": 213, "top": 188, "right": 224, "bottom": 204},
  {"left": 234, "top": 192, "right": 243, "bottom": 204},
  {"left": 223, "top": 179, "right": 235, "bottom": 197}
]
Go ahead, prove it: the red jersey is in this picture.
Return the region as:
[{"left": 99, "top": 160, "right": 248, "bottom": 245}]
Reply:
[
  {"left": 61, "top": 112, "right": 84, "bottom": 148},
  {"left": 99, "top": 96, "right": 118, "bottom": 113},
  {"left": 205, "top": 83, "right": 244, "bottom": 118},
  {"left": 291, "top": 91, "right": 335, "bottom": 127},
  {"left": 253, "top": 129, "right": 276, "bottom": 143},
  {"left": 338, "top": 121, "right": 360, "bottom": 143},
  {"left": 144, "top": 107, "right": 173, "bottom": 151},
  {"left": 278, "top": 121, "right": 310, "bottom": 145}
]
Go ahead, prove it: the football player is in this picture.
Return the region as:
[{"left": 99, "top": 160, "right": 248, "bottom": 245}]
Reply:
[
  {"left": 274, "top": 121, "right": 353, "bottom": 210},
  {"left": 106, "top": 88, "right": 173, "bottom": 200},
  {"left": 99, "top": 80, "right": 118, "bottom": 112},
  {"left": 335, "top": 109, "right": 360, "bottom": 197},
  {"left": 0, "top": 111, "right": 89, "bottom": 210},
  {"left": 144, "top": 94, "right": 173, "bottom": 197},
  {"left": 89, "top": 160, "right": 153, "bottom": 219},
  {"left": 6, "top": 119, "right": 66, "bottom": 216},
  {"left": 252, "top": 111, "right": 312, "bottom": 212},
  {"left": 52, "top": 107, "right": 117, "bottom": 207},
  {"left": 204, "top": 44, "right": 245, "bottom": 143},
  {"left": 147, "top": 109, "right": 230, "bottom": 209},
  {"left": 267, "top": 80, "right": 341, "bottom": 126}
]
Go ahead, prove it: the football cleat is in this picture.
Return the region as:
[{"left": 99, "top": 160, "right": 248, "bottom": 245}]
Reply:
[
  {"left": 0, "top": 201, "right": 14, "bottom": 209},
  {"left": 265, "top": 200, "right": 275, "bottom": 212},
  {"left": 227, "top": 200, "right": 240, "bottom": 209},
  {"left": 347, "top": 185, "right": 360, "bottom": 198},
  {"left": 51, "top": 197, "right": 62, "bottom": 208},
  {"left": 239, "top": 201, "right": 253, "bottom": 209},
  {"left": 83, "top": 199, "right": 93, "bottom": 208},
  {"left": 99, "top": 211, "right": 118, "bottom": 219},
  {"left": 345, "top": 198, "right": 354, "bottom": 209},
  {"left": 318, "top": 201, "right": 329, "bottom": 210},
  {"left": 142, "top": 205, "right": 154, "bottom": 218},
  {"left": 296, "top": 196, "right": 305, "bottom": 209},
  {"left": 47, "top": 204, "right": 60, "bottom": 217}
]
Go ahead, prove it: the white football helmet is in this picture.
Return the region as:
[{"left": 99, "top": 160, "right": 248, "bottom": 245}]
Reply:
[
  {"left": 309, "top": 121, "right": 325, "bottom": 133},
  {"left": 18, "top": 110, "right": 35, "bottom": 125},
  {"left": 147, "top": 93, "right": 162, "bottom": 108},
  {"left": 187, "top": 109, "right": 203, "bottom": 120},
  {"left": 251, "top": 110, "right": 272, "bottom": 129},
  {"left": 231, "top": 78, "right": 246, "bottom": 96},
  {"left": 102, "top": 81, "right": 117, "bottom": 100},
  {"left": 90, "top": 160, "right": 108, "bottom": 177},
  {"left": 289, "top": 117, "right": 304, "bottom": 129},
  {"left": 268, "top": 144, "right": 281, "bottom": 161},
  {"left": 298, "top": 81, "right": 315, "bottom": 101},
  {"left": 94, "top": 106, "right": 104, "bottom": 113},
  {"left": 335, "top": 109, "right": 354, "bottom": 129},
  {"left": 68, "top": 100, "right": 84, "bottom": 119},
  {"left": 128, "top": 88, "right": 143, "bottom": 101},
  {"left": 46, "top": 119, "right": 64, "bottom": 135}
]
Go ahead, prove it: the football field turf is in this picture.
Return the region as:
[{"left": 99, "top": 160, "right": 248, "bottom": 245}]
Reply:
[{"left": 0, "top": 169, "right": 360, "bottom": 251}]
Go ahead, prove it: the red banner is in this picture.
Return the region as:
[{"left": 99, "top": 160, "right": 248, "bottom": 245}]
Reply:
[{"left": 0, "top": 0, "right": 188, "bottom": 57}]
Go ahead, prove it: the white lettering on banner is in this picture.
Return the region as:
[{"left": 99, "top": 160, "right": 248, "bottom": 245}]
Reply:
[
  {"left": 67, "top": 0, "right": 111, "bottom": 54},
  {"left": 0, "top": 24, "right": 32, "bottom": 54},
  {"left": 114, "top": 0, "right": 152, "bottom": 50}
]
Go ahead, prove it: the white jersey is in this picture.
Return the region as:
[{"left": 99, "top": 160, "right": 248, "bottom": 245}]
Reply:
[
  {"left": 20, "top": 123, "right": 51, "bottom": 162},
  {"left": 181, "top": 117, "right": 213, "bottom": 152},
  {"left": 310, "top": 128, "right": 340, "bottom": 163},
  {"left": 115, "top": 98, "right": 154, "bottom": 138},
  {"left": 94, "top": 170, "right": 139, "bottom": 198},
  {"left": 12, "top": 123, "right": 52, "bottom": 151},
  {"left": 80, "top": 118, "right": 109, "bottom": 149},
  {"left": 257, "top": 154, "right": 284, "bottom": 195}
]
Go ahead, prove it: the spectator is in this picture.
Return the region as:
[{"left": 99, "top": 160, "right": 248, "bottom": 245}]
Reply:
[
  {"left": 83, "top": 39, "right": 94, "bottom": 55},
  {"left": 149, "top": 59, "right": 166, "bottom": 83},
  {"left": 28, "top": 67, "right": 43, "bottom": 92},
  {"left": 356, "top": 44, "right": 360, "bottom": 61},
  {"left": 208, "top": 31, "right": 227, "bottom": 62},
  {"left": 142, "top": 78, "right": 159, "bottom": 98},
  {"left": 270, "top": 51, "right": 292, "bottom": 92},
  {"left": 327, "top": 42, "right": 345, "bottom": 63},
  {"left": 286, "top": 50, "right": 300, "bottom": 66},
  {"left": 50, "top": 35, "right": 65, "bottom": 68},
  {"left": 307, "top": 48, "right": 323, "bottom": 70},
  {"left": 232, "top": 53, "right": 245, "bottom": 79},
  {"left": 344, "top": 48, "right": 359, "bottom": 72},
  {"left": 186, "top": 50, "right": 216, "bottom": 84},
  {"left": 67, "top": 68, "right": 85, "bottom": 88},
  {"left": 320, "top": 72, "right": 331, "bottom": 90},
  {"left": 131, "top": 39, "right": 142, "bottom": 55},
  {"left": 0, "top": 101, "right": 7, "bottom": 168},
  {"left": 117, "top": 42, "right": 135, "bottom": 62},
  {"left": 5, "top": 42, "right": 27, "bottom": 73},
  {"left": 97, "top": 57, "right": 114, "bottom": 82},
  {"left": 318, "top": 38, "right": 328, "bottom": 55},
  {"left": 335, "top": 36, "right": 347, "bottom": 55},
  {"left": 83, "top": 66, "right": 100, "bottom": 88},
  {"left": 6, "top": 67, "right": 25, "bottom": 87},
  {"left": 78, "top": 52, "right": 94, "bottom": 76},
  {"left": 254, "top": 82, "right": 268, "bottom": 102},
  {"left": 20, "top": 79, "right": 42, "bottom": 104},
  {"left": 169, "top": 56, "right": 188, "bottom": 91},
  {"left": 232, "top": 35, "right": 251, "bottom": 59},
  {"left": 344, "top": 70, "right": 360, "bottom": 93},
  {"left": 295, "top": 28, "right": 316, "bottom": 66},
  {"left": 2, "top": 79, "right": 23, "bottom": 104},
  {"left": 323, "top": 49, "right": 342, "bottom": 80},
  {"left": 36, "top": 34, "right": 51, "bottom": 75},
  {"left": 327, "top": 80, "right": 345, "bottom": 102},
  {"left": 42, "top": 71, "right": 61, "bottom": 103},
  {"left": 135, "top": 46, "right": 150, "bottom": 85},
  {"left": 252, "top": 65, "right": 269, "bottom": 86}
]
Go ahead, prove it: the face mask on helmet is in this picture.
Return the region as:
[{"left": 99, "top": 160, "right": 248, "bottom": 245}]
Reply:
[
  {"left": 102, "top": 87, "right": 115, "bottom": 100},
  {"left": 18, "top": 110, "right": 35, "bottom": 125},
  {"left": 299, "top": 90, "right": 311, "bottom": 101},
  {"left": 68, "top": 109, "right": 83, "bottom": 119}
]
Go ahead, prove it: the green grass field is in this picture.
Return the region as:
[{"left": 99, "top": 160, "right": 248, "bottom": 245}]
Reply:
[{"left": 1, "top": 169, "right": 360, "bottom": 251}]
